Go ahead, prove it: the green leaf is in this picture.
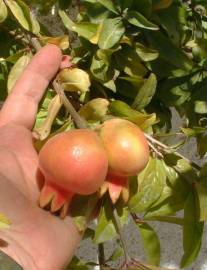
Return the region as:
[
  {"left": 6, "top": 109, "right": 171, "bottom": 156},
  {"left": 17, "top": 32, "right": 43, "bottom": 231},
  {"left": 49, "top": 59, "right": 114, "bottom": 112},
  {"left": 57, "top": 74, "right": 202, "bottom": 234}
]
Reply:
[
  {"left": 132, "top": 73, "right": 157, "bottom": 110},
  {"left": 153, "top": 0, "right": 173, "bottom": 10},
  {"left": 194, "top": 100, "right": 207, "bottom": 114},
  {"left": 0, "top": 213, "right": 11, "bottom": 229},
  {"left": 181, "top": 191, "right": 204, "bottom": 268},
  {"left": 7, "top": 54, "right": 31, "bottom": 93},
  {"left": 144, "top": 195, "right": 185, "bottom": 218},
  {"left": 109, "top": 100, "right": 157, "bottom": 130},
  {"left": 145, "top": 31, "right": 193, "bottom": 70},
  {"left": 127, "top": 10, "right": 159, "bottom": 31},
  {"left": 156, "top": 5, "right": 186, "bottom": 47},
  {"left": 65, "top": 256, "right": 90, "bottom": 270},
  {"left": 135, "top": 42, "right": 159, "bottom": 62},
  {"left": 98, "top": 17, "right": 125, "bottom": 49},
  {"left": 70, "top": 194, "right": 98, "bottom": 232},
  {"left": 107, "top": 245, "right": 124, "bottom": 262},
  {"left": 6, "top": 0, "right": 40, "bottom": 34},
  {"left": 116, "top": 200, "right": 129, "bottom": 226},
  {"left": 129, "top": 158, "right": 166, "bottom": 213},
  {"left": 5, "top": 50, "right": 26, "bottom": 64},
  {"left": 79, "top": 98, "right": 109, "bottom": 121},
  {"left": 0, "top": 0, "right": 8, "bottom": 23},
  {"left": 97, "top": 0, "right": 119, "bottom": 14},
  {"left": 164, "top": 153, "right": 198, "bottom": 185},
  {"left": 145, "top": 215, "right": 184, "bottom": 226},
  {"left": 115, "top": 47, "right": 148, "bottom": 77},
  {"left": 138, "top": 223, "right": 160, "bottom": 266},
  {"left": 197, "top": 134, "right": 207, "bottom": 158},
  {"left": 59, "top": 10, "right": 98, "bottom": 40},
  {"left": 195, "top": 182, "right": 207, "bottom": 221},
  {"left": 94, "top": 198, "right": 116, "bottom": 243},
  {"left": 90, "top": 48, "right": 118, "bottom": 82},
  {"left": 132, "top": 0, "right": 152, "bottom": 17}
]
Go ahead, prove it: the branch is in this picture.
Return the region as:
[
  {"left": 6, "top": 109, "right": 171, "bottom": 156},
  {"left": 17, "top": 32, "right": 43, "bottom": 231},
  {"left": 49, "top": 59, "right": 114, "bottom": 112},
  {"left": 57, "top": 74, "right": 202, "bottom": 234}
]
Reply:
[
  {"left": 111, "top": 204, "right": 131, "bottom": 268},
  {"left": 53, "top": 81, "right": 87, "bottom": 129},
  {"left": 145, "top": 133, "right": 201, "bottom": 170},
  {"left": 29, "top": 37, "right": 88, "bottom": 129},
  {"left": 98, "top": 243, "right": 105, "bottom": 268}
]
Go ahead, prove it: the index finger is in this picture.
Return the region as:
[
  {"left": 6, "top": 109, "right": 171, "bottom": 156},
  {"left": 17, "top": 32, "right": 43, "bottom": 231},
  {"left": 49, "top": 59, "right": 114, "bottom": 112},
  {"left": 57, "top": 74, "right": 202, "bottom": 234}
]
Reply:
[{"left": 0, "top": 44, "right": 62, "bottom": 129}]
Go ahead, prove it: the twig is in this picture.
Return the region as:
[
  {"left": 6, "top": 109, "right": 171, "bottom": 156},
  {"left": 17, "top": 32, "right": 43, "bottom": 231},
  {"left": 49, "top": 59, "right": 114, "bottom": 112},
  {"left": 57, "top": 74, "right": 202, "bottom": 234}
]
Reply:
[
  {"left": 29, "top": 37, "right": 88, "bottom": 129},
  {"left": 0, "top": 26, "right": 29, "bottom": 46},
  {"left": 30, "top": 37, "right": 42, "bottom": 51},
  {"left": 131, "top": 213, "right": 145, "bottom": 225},
  {"left": 52, "top": 80, "right": 87, "bottom": 129},
  {"left": 144, "top": 133, "right": 169, "bottom": 149},
  {"left": 112, "top": 204, "right": 131, "bottom": 268},
  {"left": 98, "top": 243, "right": 105, "bottom": 268},
  {"left": 145, "top": 133, "right": 201, "bottom": 170},
  {"left": 148, "top": 141, "right": 163, "bottom": 158}
]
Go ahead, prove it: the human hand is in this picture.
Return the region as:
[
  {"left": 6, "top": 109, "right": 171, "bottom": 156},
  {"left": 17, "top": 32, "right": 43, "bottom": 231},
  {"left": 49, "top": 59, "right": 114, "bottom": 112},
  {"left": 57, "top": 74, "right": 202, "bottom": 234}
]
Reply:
[{"left": 0, "top": 45, "right": 81, "bottom": 270}]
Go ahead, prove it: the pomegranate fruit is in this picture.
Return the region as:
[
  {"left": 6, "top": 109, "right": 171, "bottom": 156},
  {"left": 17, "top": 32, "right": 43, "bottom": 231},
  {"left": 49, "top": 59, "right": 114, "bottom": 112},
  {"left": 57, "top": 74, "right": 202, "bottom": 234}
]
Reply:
[
  {"left": 99, "top": 118, "right": 149, "bottom": 203},
  {"left": 38, "top": 129, "right": 108, "bottom": 218}
]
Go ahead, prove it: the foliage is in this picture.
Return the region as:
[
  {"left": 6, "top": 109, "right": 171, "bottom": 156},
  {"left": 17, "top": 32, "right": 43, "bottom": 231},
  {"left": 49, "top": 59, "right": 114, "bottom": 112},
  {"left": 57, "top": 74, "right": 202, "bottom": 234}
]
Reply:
[{"left": 0, "top": 0, "right": 207, "bottom": 269}]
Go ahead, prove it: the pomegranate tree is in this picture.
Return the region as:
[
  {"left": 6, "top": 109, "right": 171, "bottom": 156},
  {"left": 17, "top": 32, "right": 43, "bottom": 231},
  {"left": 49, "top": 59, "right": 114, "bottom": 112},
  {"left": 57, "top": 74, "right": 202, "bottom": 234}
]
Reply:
[
  {"left": 99, "top": 118, "right": 150, "bottom": 203},
  {"left": 39, "top": 129, "right": 108, "bottom": 218}
]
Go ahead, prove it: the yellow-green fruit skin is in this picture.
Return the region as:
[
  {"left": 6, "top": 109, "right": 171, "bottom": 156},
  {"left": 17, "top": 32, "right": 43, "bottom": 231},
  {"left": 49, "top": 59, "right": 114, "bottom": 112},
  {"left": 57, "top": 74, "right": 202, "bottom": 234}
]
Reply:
[{"left": 99, "top": 118, "right": 150, "bottom": 177}]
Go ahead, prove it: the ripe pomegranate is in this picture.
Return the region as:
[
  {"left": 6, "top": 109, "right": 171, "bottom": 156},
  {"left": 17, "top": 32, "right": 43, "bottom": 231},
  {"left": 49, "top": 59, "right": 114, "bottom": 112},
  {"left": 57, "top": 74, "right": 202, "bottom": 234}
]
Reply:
[
  {"left": 38, "top": 129, "right": 108, "bottom": 218},
  {"left": 99, "top": 118, "right": 150, "bottom": 203}
]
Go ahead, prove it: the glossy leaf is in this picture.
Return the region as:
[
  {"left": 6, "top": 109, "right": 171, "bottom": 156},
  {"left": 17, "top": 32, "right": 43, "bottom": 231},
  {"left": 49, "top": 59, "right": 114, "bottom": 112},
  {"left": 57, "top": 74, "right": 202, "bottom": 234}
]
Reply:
[
  {"left": 164, "top": 153, "right": 198, "bottom": 185},
  {"left": 127, "top": 11, "right": 159, "bottom": 31},
  {"left": 135, "top": 42, "right": 159, "bottom": 62},
  {"left": 71, "top": 194, "right": 98, "bottom": 232},
  {"left": 115, "top": 47, "right": 148, "bottom": 77},
  {"left": 109, "top": 100, "right": 157, "bottom": 130},
  {"left": 7, "top": 54, "right": 31, "bottom": 93},
  {"left": 138, "top": 223, "right": 160, "bottom": 266},
  {"left": 195, "top": 182, "right": 207, "bottom": 221},
  {"left": 153, "top": 0, "right": 173, "bottom": 10},
  {"left": 79, "top": 98, "right": 109, "bottom": 121},
  {"left": 65, "top": 256, "right": 90, "bottom": 270},
  {"left": 107, "top": 245, "right": 124, "bottom": 262},
  {"left": 6, "top": 0, "right": 40, "bottom": 34},
  {"left": 59, "top": 10, "right": 98, "bottom": 40},
  {"left": 145, "top": 31, "right": 193, "bottom": 70},
  {"left": 181, "top": 192, "right": 204, "bottom": 268},
  {"left": 132, "top": 73, "right": 157, "bottom": 110},
  {"left": 97, "top": 0, "right": 119, "bottom": 14},
  {"left": 145, "top": 215, "right": 184, "bottom": 226},
  {"left": 144, "top": 159, "right": 190, "bottom": 218},
  {"left": 129, "top": 158, "right": 166, "bottom": 213},
  {"left": 0, "top": 0, "right": 8, "bottom": 23},
  {"left": 58, "top": 68, "right": 91, "bottom": 93},
  {"left": 98, "top": 17, "right": 125, "bottom": 49},
  {"left": 39, "top": 35, "right": 69, "bottom": 50},
  {"left": 34, "top": 95, "right": 62, "bottom": 140},
  {"left": 94, "top": 198, "right": 117, "bottom": 243}
]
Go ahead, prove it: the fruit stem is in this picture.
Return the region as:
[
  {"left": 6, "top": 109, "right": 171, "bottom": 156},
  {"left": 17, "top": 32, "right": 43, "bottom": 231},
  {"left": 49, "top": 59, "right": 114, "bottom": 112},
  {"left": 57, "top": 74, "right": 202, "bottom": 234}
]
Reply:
[
  {"left": 144, "top": 133, "right": 201, "bottom": 170},
  {"left": 30, "top": 37, "right": 88, "bottom": 130},
  {"left": 53, "top": 80, "right": 87, "bottom": 129},
  {"left": 111, "top": 202, "right": 131, "bottom": 267}
]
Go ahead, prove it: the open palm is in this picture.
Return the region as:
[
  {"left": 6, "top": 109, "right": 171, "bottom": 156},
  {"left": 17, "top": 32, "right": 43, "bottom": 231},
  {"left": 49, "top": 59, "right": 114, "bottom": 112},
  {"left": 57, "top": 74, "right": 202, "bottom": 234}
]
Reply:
[{"left": 0, "top": 45, "right": 81, "bottom": 270}]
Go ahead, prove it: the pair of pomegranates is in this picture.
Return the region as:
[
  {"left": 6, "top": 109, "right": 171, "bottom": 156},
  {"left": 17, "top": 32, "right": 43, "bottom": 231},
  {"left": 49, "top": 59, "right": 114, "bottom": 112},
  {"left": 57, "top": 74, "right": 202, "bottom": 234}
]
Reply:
[{"left": 38, "top": 118, "right": 149, "bottom": 218}]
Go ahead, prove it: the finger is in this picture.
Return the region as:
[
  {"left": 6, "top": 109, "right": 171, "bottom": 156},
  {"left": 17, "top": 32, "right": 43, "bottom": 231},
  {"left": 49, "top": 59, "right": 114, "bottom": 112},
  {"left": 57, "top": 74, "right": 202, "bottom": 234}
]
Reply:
[{"left": 0, "top": 44, "right": 62, "bottom": 129}]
